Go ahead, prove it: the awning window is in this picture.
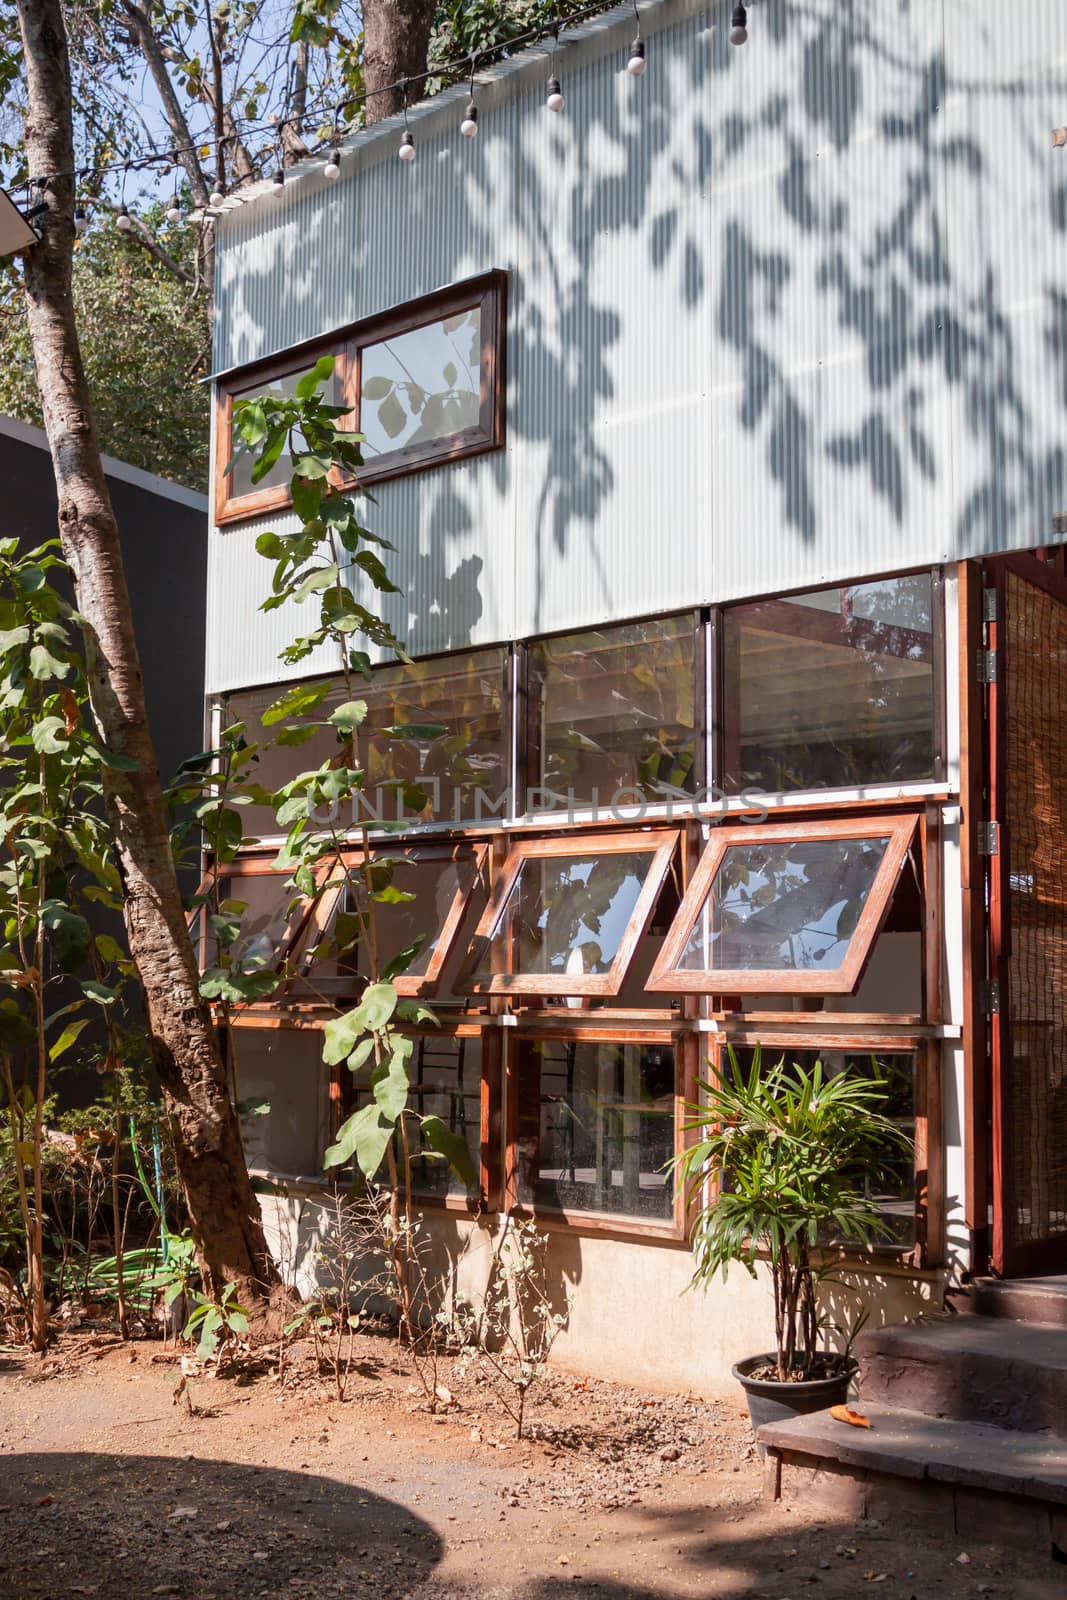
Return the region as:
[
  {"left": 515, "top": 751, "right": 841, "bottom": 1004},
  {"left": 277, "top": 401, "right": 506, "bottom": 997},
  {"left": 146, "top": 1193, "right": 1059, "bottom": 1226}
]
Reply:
[
  {"left": 648, "top": 816, "right": 916, "bottom": 994},
  {"left": 297, "top": 842, "right": 489, "bottom": 999},
  {"left": 460, "top": 831, "right": 680, "bottom": 997}
]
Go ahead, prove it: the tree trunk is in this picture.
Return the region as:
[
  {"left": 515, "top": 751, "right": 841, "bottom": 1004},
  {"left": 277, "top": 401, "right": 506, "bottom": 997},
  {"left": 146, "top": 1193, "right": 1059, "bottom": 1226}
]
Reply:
[
  {"left": 362, "top": 0, "right": 436, "bottom": 124},
  {"left": 15, "top": 0, "right": 281, "bottom": 1315}
]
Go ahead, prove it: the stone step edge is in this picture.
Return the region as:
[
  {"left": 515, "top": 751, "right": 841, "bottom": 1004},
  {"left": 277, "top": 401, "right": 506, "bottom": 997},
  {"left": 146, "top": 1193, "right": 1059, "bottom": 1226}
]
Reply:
[{"left": 757, "top": 1406, "right": 1067, "bottom": 1507}]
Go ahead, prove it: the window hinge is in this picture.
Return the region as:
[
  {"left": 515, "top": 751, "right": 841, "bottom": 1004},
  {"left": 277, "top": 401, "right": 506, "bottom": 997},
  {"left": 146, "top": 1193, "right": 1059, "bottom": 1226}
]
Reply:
[
  {"left": 982, "top": 588, "right": 998, "bottom": 623},
  {"left": 980, "top": 978, "right": 1001, "bottom": 1015},
  {"left": 977, "top": 820, "right": 1000, "bottom": 855},
  {"left": 976, "top": 648, "right": 998, "bottom": 684}
]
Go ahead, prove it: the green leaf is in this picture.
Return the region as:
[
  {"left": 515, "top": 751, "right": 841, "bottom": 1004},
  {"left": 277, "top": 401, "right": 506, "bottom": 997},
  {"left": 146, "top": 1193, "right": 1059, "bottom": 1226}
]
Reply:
[
  {"left": 40, "top": 900, "right": 92, "bottom": 970},
  {"left": 31, "top": 716, "right": 68, "bottom": 754},
  {"left": 81, "top": 979, "right": 120, "bottom": 1006},
  {"left": 321, "top": 981, "right": 397, "bottom": 1063},
  {"left": 0, "top": 625, "right": 30, "bottom": 652},
  {"left": 419, "top": 1115, "right": 476, "bottom": 1188},
  {"left": 323, "top": 1102, "right": 394, "bottom": 1177},
  {"left": 327, "top": 700, "right": 367, "bottom": 733},
  {"left": 49, "top": 1015, "right": 92, "bottom": 1062},
  {"left": 261, "top": 681, "right": 332, "bottom": 726},
  {"left": 383, "top": 723, "right": 446, "bottom": 740},
  {"left": 292, "top": 474, "right": 322, "bottom": 523},
  {"left": 371, "top": 1036, "right": 412, "bottom": 1120},
  {"left": 294, "top": 355, "right": 336, "bottom": 400},
  {"left": 28, "top": 643, "right": 70, "bottom": 681}
]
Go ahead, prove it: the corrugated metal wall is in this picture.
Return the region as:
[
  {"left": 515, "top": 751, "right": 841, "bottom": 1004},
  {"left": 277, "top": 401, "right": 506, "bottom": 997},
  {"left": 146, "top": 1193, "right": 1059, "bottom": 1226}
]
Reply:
[{"left": 207, "top": 0, "right": 1067, "bottom": 692}]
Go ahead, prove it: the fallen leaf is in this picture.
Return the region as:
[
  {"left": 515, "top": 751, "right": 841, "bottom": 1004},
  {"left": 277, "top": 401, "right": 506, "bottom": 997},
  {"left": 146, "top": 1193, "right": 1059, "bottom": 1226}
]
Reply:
[
  {"left": 434, "top": 1384, "right": 454, "bottom": 1406},
  {"left": 829, "top": 1404, "right": 872, "bottom": 1429},
  {"left": 168, "top": 1507, "right": 197, "bottom": 1521},
  {"left": 36, "top": 1495, "right": 54, "bottom": 1508}
]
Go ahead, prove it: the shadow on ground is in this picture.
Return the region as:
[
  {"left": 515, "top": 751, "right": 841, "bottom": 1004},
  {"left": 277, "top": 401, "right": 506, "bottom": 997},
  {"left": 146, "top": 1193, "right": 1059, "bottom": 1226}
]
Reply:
[{"left": 0, "top": 1451, "right": 443, "bottom": 1599}]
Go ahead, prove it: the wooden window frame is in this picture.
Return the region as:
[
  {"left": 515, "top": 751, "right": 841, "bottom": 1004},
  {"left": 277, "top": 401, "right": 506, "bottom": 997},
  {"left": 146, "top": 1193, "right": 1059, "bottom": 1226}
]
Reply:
[
  {"left": 292, "top": 840, "right": 490, "bottom": 1000},
  {"left": 213, "top": 270, "right": 507, "bottom": 525},
  {"left": 506, "top": 1024, "right": 692, "bottom": 1244},
  {"left": 647, "top": 814, "right": 918, "bottom": 995},
  {"left": 460, "top": 829, "right": 682, "bottom": 998},
  {"left": 699, "top": 1034, "right": 938, "bottom": 1270},
  {"left": 196, "top": 851, "right": 338, "bottom": 1012}
]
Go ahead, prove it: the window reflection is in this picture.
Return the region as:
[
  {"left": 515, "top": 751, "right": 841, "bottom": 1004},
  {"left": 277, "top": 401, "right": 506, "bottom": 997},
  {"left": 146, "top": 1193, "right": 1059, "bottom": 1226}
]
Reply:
[
  {"left": 469, "top": 850, "right": 654, "bottom": 986},
  {"left": 528, "top": 615, "right": 697, "bottom": 808},
  {"left": 223, "top": 648, "right": 508, "bottom": 839},
  {"left": 518, "top": 1039, "right": 675, "bottom": 1220},
  {"left": 360, "top": 308, "right": 482, "bottom": 456},
  {"left": 204, "top": 868, "right": 304, "bottom": 973},
  {"left": 722, "top": 575, "right": 936, "bottom": 792},
  {"left": 679, "top": 837, "right": 890, "bottom": 975}
]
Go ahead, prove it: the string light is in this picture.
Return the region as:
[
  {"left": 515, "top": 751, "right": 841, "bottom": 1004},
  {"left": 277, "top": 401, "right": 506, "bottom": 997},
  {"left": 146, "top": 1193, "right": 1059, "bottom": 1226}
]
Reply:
[
  {"left": 399, "top": 81, "right": 415, "bottom": 162},
  {"left": 626, "top": 37, "right": 646, "bottom": 75},
  {"left": 29, "top": 0, "right": 766, "bottom": 213},
  {"left": 74, "top": 208, "right": 87, "bottom": 235},
  {"left": 460, "top": 57, "right": 479, "bottom": 137}
]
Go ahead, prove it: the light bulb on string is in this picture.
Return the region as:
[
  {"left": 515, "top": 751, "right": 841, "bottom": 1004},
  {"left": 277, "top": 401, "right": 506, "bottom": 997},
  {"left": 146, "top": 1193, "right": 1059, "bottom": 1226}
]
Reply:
[
  {"left": 166, "top": 194, "right": 181, "bottom": 223},
  {"left": 398, "top": 81, "right": 415, "bottom": 162},
  {"left": 461, "top": 57, "right": 479, "bottom": 137},
  {"left": 272, "top": 166, "right": 285, "bottom": 193},
  {"left": 626, "top": 37, "right": 646, "bottom": 75},
  {"left": 324, "top": 148, "right": 341, "bottom": 179},
  {"left": 74, "top": 208, "right": 87, "bottom": 236},
  {"left": 209, "top": 182, "right": 224, "bottom": 207},
  {"left": 546, "top": 76, "right": 565, "bottom": 112},
  {"left": 116, "top": 202, "right": 132, "bottom": 231},
  {"left": 730, "top": 4, "right": 748, "bottom": 45}
]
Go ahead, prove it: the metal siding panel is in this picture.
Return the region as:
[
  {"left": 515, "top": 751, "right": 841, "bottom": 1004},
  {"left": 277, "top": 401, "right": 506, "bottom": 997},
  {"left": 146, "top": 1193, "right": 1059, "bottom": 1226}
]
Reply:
[{"left": 209, "top": 0, "right": 1067, "bottom": 696}]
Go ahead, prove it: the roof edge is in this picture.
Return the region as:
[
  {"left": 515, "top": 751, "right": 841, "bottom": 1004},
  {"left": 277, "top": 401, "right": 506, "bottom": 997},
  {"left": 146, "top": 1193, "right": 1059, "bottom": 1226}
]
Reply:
[{"left": 0, "top": 413, "right": 209, "bottom": 510}]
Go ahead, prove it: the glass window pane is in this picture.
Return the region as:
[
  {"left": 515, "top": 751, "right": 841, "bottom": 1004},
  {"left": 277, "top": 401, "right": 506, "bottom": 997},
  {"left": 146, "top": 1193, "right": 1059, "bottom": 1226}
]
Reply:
[
  {"left": 727, "top": 1047, "right": 915, "bottom": 1246},
  {"left": 518, "top": 1039, "right": 675, "bottom": 1220},
  {"left": 678, "top": 836, "right": 891, "bottom": 976},
  {"left": 347, "top": 1035, "right": 482, "bottom": 1199},
  {"left": 528, "top": 616, "right": 697, "bottom": 809},
  {"left": 204, "top": 869, "right": 303, "bottom": 972},
  {"left": 223, "top": 648, "right": 508, "bottom": 839},
  {"left": 228, "top": 364, "right": 341, "bottom": 499},
  {"left": 360, "top": 308, "right": 482, "bottom": 458},
  {"left": 300, "top": 847, "right": 487, "bottom": 1003},
  {"left": 234, "top": 1028, "right": 327, "bottom": 1180},
  {"left": 469, "top": 849, "right": 658, "bottom": 986},
  {"left": 722, "top": 575, "right": 936, "bottom": 792}
]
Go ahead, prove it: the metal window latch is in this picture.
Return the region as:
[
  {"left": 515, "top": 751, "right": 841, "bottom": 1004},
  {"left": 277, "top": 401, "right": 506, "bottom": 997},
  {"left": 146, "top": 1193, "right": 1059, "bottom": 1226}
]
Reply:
[
  {"left": 982, "top": 588, "right": 997, "bottom": 623},
  {"left": 977, "top": 820, "right": 999, "bottom": 855},
  {"left": 980, "top": 979, "right": 1001, "bottom": 1015},
  {"left": 976, "top": 648, "right": 998, "bottom": 684}
]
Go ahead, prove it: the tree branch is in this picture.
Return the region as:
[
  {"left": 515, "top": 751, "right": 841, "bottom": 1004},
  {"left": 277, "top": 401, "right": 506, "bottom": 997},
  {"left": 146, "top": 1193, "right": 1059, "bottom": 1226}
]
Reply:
[{"left": 95, "top": 198, "right": 195, "bottom": 285}]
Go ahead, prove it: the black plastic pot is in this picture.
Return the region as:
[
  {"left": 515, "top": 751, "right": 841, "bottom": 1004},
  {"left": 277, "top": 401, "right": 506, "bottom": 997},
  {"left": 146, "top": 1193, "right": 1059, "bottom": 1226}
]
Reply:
[{"left": 733, "top": 1353, "right": 857, "bottom": 1454}]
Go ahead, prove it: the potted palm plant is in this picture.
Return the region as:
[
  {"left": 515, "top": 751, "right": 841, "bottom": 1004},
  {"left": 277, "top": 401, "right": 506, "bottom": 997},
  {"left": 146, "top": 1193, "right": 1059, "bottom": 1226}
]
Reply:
[{"left": 673, "top": 1047, "right": 912, "bottom": 1435}]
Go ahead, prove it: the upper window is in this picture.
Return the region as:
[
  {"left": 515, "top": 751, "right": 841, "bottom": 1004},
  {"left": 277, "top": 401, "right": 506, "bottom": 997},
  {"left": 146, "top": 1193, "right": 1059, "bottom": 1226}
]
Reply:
[
  {"left": 460, "top": 831, "right": 679, "bottom": 997},
  {"left": 721, "top": 574, "right": 939, "bottom": 793},
  {"left": 196, "top": 853, "right": 315, "bottom": 981},
  {"left": 526, "top": 615, "right": 699, "bottom": 810},
  {"left": 214, "top": 271, "right": 507, "bottom": 524},
  {"left": 648, "top": 816, "right": 916, "bottom": 994}
]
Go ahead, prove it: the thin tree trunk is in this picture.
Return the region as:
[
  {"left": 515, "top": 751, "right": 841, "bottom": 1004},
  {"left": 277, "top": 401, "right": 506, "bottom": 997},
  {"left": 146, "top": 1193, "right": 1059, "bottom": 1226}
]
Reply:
[
  {"left": 362, "top": 0, "right": 436, "bottom": 124},
  {"left": 15, "top": 0, "right": 281, "bottom": 1317}
]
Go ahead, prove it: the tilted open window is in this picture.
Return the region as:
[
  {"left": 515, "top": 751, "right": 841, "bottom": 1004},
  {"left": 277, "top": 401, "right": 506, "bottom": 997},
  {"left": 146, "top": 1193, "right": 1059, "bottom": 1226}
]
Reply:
[
  {"left": 459, "top": 831, "right": 680, "bottom": 997},
  {"left": 295, "top": 842, "right": 489, "bottom": 1000},
  {"left": 195, "top": 853, "right": 316, "bottom": 974},
  {"left": 648, "top": 816, "right": 916, "bottom": 994}
]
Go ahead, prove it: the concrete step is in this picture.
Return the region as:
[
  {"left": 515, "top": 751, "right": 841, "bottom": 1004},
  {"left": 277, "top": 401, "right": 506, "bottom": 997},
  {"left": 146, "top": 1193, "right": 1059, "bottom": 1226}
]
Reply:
[
  {"left": 974, "top": 1275, "right": 1067, "bottom": 1329},
  {"left": 857, "top": 1313, "right": 1067, "bottom": 1435},
  {"left": 759, "top": 1404, "right": 1067, "bottom": 1554}
]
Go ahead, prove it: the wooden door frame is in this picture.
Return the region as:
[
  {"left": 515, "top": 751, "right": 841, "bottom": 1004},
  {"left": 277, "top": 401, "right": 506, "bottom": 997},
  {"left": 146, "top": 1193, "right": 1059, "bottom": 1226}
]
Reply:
[{"left": 984, "top": 550, "right": 1067, "bottom": 1276}]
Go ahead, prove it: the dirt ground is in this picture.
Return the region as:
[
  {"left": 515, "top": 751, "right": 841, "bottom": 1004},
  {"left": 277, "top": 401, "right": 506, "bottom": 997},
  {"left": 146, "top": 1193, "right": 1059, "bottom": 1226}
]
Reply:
[{"left": 0, "top": 1331, "right": 1061, "bottom": 1600}]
